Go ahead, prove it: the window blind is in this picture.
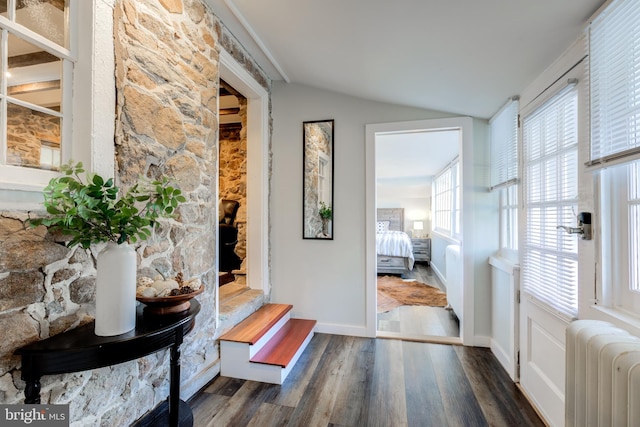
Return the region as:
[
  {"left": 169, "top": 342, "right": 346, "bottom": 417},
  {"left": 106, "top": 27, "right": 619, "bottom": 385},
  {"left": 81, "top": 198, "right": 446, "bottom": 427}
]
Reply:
[
  {"left": 490, "top": 97, "right": 519, "bottom": 190},
  {"left": 588, "top": 0, "right": 640, "bottom": 170},
  {"left": 522, "top": 84, "right": 579, "bottom": 317}
]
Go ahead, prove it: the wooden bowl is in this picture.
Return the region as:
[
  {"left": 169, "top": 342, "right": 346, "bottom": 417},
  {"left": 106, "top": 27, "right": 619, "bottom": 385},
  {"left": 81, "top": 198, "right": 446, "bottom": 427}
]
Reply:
[{"left": 136, "top": 286, "right": 204, "bottom": 315}]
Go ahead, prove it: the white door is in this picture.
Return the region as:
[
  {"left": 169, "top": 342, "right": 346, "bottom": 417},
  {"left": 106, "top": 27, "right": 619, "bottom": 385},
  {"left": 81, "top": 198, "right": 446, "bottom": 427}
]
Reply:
[{"left": 518, "top": 62, "right": 588, "bottom": 426}]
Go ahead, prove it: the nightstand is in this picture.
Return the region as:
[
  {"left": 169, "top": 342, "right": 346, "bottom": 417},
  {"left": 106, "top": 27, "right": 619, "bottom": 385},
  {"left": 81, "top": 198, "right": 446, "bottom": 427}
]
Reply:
[{"left": 411, "top": 238, "right": 431, "bottom": 264}]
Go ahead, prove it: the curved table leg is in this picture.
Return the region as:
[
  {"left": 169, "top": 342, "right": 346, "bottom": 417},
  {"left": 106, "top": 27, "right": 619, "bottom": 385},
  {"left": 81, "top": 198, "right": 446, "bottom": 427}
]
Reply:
[
  {"left": 169, "top": 342, "right": 181, "bottom": 426},
  {"left": 24, "top": 378, "right": 41, "bottom": 404}
]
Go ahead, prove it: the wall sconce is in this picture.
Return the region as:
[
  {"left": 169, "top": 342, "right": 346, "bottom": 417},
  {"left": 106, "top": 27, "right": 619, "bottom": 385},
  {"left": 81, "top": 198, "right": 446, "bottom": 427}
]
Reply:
[{"left": 413, "top": 221, "right": 424, "bottom": 238}]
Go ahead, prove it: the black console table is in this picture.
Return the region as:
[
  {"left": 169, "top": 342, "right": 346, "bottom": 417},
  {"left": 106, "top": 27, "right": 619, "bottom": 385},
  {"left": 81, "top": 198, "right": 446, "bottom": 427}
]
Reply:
[{"left": 15, "top": 300, "right": 201, "bottom": 427}]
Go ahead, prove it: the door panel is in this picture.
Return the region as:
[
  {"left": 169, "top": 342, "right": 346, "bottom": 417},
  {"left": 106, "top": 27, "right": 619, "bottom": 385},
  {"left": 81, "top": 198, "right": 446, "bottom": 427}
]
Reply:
[
  {"left": 520, "top": 296, "right": 569, "bottom": 426},
  {"left": 519, "top": 61, "right": 586, "bottom": 427}
]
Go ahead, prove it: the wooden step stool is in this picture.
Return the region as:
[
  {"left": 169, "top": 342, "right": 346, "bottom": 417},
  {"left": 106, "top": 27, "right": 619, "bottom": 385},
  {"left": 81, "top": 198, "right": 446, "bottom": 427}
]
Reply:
[{"left": 219, "top": 303, "right": 316, "bottom": 384}]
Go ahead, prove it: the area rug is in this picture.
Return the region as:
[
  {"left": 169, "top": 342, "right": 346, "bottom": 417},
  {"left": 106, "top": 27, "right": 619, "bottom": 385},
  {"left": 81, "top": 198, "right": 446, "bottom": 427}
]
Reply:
[{"left": 377, "top": 275, "right": 447, "bottom": 313}]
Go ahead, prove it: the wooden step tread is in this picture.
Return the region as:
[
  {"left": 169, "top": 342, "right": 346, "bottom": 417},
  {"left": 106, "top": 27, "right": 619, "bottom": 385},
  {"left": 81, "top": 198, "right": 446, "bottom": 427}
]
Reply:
[
  {"left": 220, "top": 303, "right": 293, "bottom": 345},
  {"left": 250, "top": 318, "right": 316, "bottom": 368}
]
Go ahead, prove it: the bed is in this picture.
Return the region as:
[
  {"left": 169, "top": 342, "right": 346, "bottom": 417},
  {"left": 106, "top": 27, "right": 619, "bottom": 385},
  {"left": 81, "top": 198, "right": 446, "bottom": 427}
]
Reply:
[{"left": 376, "top": 208, "right": 414, "bottom": 276}]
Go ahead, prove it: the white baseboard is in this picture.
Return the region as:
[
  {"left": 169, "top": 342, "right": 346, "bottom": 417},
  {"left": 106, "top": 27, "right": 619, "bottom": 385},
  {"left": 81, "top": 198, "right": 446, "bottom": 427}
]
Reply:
[
  {"left": 471, "top": 335, "right": 491, "bottom": 347},
  {"left": 314, "top": 322, "right": 371, "bottom": 337},
  {"left": 431, "top": 263, "right": 446, "bottom": 288},
  {"left": 182, "top": 359, "right": 220, "bottom": 400},
  {"left": 490, "top": 338, "right": 517, "bottom": 382}
]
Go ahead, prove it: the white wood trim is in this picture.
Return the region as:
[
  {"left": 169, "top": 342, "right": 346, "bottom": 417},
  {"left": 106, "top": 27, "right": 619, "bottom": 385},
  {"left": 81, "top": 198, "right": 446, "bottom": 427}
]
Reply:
[
  {"left": 365, "top": 117, "right": 475, "bottom": 344},
  {"left": 0, "top": 30, "right": 6, "bottom": 166},
  {"left": 0, "top": 15, "right": 74, "bottom": 61},
  {"left": 376, "top": 331, "right": 462, "bottom": 345},
  {"left": 430, "top": 262, "right": 446, "bottom": 288},
  {"left": 314, "top": 322, "right": 369, "bottom": 337},
  {"left": 7, "top": 0, "right": 15, "bottom": 21},
  {"left": 489, "top": 255, "right": 520, "bottom": 274},
  {"left": 5, "top": 95, "right": 64, "bottom": 118},
  {"left": 218, "top": 50, "right": 270, "bottom": 307},
  {"left": 248, "top": 313, "right": 290, "bottom": 358},
  {"left": 0, "top": 0, "right": 115, "bottom": 209}
]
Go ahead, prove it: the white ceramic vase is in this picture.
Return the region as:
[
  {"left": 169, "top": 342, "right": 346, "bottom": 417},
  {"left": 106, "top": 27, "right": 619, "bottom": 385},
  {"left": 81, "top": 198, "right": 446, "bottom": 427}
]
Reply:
[{"left": 95, "top": 242, "right": 137, "bottom": 336}]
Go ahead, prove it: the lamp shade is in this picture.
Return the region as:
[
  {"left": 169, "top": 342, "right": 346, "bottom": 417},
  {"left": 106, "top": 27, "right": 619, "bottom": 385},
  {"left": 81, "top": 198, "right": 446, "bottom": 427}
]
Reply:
[{"left": 413, "top": 221, "right": 424, "bottom": 230}]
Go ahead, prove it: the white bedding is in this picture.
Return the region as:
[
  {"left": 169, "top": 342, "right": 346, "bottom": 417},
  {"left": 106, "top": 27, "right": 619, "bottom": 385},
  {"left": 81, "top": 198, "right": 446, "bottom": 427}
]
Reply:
[{"left": 376, "top": 230, "right": 415, "bottom": 270}]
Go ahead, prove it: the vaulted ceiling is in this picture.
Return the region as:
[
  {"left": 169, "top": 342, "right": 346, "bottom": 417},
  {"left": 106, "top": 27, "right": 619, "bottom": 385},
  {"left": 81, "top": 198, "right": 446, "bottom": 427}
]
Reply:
[{"left": 208, "top": 0, "right": 605, "bottom": 119}]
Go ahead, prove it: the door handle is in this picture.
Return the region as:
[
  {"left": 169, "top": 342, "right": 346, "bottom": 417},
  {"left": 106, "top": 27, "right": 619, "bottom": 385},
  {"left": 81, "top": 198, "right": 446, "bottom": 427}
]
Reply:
[{"left": 556, "top": 212, "right": 592, "bottom": 240}]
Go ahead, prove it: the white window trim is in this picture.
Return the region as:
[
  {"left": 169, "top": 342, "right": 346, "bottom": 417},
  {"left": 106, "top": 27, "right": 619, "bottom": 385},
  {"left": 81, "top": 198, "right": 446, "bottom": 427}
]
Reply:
[
  {"left": 598, "top": 161, "right": 640, "bottom": 314},
  {"left": 0, "top": 0, "right": 115, "bottom": 211},
  {"left": 499, "top": 184, "right": 519, "bottom": 262},
  {"left": 585, "top": 0, "right": 640, "bottom": 332},
  {"left": 489, "top": 96, "right": 520, "bottom": 260},
  {"left": 432, "top": 158, "right": 461, "bottom": 241}
]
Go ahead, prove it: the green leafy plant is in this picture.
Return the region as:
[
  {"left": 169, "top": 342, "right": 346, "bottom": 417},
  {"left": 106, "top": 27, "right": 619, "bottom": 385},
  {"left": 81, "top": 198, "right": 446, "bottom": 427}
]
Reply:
[
  {"left": 319, "top": 201, "right": 332, "bottom": 220},
  {"left": 28, "top": 162, "right": 187, "bottom": 249}
]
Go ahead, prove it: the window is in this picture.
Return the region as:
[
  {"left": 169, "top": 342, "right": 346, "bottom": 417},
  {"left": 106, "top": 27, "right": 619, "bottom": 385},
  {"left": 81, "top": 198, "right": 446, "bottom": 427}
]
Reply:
[
  {"left": 0, "top": 0, "right": 115, "bottom": 210},
  {"left": 500, "top": 185, "right": 518, "bottom": 253},
  {"left": 0, "top": 0, "right": 71, "bottom": 177},
  {"left": 39, "top": 140, "right": 60, "bottom": 170},
  {"left": 453, "top": 162, "right": 460, "bottom": 236},
  {"left": 521, "top": 83, "right": 579, "bottom": 317},
  {"left": 433, "top": 159, "right": 459, "bottom": 239},
  {"left": 600, "top": 161, "right": 640, "bottom": 313},
  {"left": 590, "top": 0, "right": 640, "bottom": 314},
  {"left": 434, "top": 167, "right": 452, "bottom": 233},
  {"left": 490, "top": 97, "right": 519, "bottom": 258},
  {"left": 318, "top": 152, "right": 330, "bottom": 206}
]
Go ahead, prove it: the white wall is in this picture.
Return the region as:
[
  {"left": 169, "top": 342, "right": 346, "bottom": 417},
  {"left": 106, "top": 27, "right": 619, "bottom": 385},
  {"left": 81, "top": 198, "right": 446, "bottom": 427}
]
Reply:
[
  {"left": 270, "top": 82, "right": 449, "bottom": 335},
  {"left": 377, "top": 178, "right": 432, "bottom": 235},
  {"left": 430, "top": 233, "right": 451, "bottom": 283},
  {"left": 470, "top": 118, "right": 498, "bottom": 342}
]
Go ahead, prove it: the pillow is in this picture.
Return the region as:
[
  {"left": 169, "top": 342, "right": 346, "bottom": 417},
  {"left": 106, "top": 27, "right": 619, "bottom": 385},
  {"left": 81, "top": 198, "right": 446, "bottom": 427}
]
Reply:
[{"left": 377, "top": 221, "right": 390, "bottom": 233}]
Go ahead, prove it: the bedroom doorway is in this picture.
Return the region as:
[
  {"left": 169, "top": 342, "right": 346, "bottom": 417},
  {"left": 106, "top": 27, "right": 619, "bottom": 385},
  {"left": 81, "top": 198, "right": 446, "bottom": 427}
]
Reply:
[
  {"left": 375, "top": 129, "right": 460, "bottom": 342},
  {"left": 365, "top": 117, "right": 475, "bottom": 344}
]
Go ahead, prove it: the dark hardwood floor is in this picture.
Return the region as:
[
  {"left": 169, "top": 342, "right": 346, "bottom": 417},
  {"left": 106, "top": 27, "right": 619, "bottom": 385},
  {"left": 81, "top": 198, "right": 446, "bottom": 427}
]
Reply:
[
  {"left": 377, "top": 262, "right": 460, "bottom": 339},
  {"left": 189, "top": 334, "right": 544, "bottom": 427}
]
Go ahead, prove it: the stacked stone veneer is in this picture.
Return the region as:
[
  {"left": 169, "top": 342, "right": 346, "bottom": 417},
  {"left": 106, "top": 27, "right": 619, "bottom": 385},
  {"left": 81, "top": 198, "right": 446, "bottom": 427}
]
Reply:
[
  {"left": 0, "top": 0, "right": 270, "bottom": 425},
  {"left": 6, "top": 103, "right": 60, "bottom": 169},
  {"left": 219, "top": 97, "right": 247, "bottom": 261}
]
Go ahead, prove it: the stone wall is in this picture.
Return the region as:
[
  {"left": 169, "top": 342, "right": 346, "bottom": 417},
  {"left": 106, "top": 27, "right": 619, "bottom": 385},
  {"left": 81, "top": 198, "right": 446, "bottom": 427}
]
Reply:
[
  {"left": 219, "top": 97, "right": 247, "bottom": 261},
  {"left": 0, "top": 0, "right": 270, "bottom": 425}
]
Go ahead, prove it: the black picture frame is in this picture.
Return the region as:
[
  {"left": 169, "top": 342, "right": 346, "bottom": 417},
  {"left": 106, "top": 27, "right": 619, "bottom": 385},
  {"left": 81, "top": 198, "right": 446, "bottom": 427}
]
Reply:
[{"left": 302, "top": 119, "right": 334, "bottom": 239}]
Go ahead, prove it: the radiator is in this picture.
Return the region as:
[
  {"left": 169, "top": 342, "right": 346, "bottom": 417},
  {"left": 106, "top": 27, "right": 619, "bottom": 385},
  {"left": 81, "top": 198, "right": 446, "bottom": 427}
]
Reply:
[
  {"left": 566, "top": 320, "right": 640, "bottom": 427},
  {"left": 445, "top": 244, "right": 462, "bottom": 321}
]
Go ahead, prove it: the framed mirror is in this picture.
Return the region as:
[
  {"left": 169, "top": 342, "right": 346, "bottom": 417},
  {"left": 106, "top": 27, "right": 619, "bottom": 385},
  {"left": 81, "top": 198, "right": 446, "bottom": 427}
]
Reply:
[{"left": 303, "top": 119, "right": 334, "bottom": 239}]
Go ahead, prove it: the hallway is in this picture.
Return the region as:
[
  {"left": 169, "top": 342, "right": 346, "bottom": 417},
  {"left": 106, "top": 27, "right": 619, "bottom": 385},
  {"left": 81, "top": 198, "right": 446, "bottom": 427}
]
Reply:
[
  {"left": 190, "top": 334, "right": 543, "bottom": 426},
  {"left": 377, "top": 262, "right": 460, "bottom": 339}
]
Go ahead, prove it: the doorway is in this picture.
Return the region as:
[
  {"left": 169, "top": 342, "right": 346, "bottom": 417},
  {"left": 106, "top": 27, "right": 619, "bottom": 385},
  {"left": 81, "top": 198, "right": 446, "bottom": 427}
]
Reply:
[
  {"left": 375, "top": 129, "right": 461, "bottom": 342},
  {"left": 216, "top": 50, "right": 270, "bottom": 327},
  {"left": 218, "top": 80, "right": 247, "bottom": 282},
  {"left": 365, "top": 117, "right": 476, "bottom": 344}
]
